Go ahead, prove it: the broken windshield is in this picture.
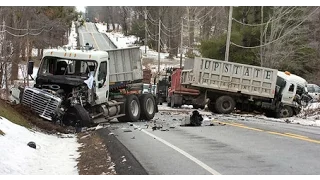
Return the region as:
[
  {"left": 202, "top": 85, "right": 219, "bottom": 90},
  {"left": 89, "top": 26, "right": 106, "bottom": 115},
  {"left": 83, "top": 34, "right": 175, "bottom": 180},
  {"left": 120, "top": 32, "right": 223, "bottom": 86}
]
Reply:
[{"left": 39, "top": 56, "right": 97, "bottom": 78}]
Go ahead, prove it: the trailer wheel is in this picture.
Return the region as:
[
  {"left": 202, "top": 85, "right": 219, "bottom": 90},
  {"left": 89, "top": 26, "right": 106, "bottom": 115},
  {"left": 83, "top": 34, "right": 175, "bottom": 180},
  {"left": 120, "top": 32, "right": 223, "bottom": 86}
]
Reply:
[
  {"left": 63, "top": 104, "right": 91, "bottom": 127},
  {"left": 278, "top": 106, "right": 293, "bottom": 118},
  {"left": 139, "top": 94, "right": 156, "bottom": 121},
  {"left": 170, "top": 97, "right": 175, "bottom": 108},
  {"left": 215, "top": 96, "right": 235, "bottom": 114},
  {"left": 118, "top": 94, "right": 141, "bottom": 122}
]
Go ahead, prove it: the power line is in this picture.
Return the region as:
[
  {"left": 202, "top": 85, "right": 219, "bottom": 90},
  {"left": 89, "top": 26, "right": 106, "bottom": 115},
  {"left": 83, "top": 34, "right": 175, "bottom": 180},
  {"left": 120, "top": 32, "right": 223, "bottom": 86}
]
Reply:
[
  {"left": 231, "top": 7, "right": 319, "bottom": 49},
  {"left": 147, "top": 17, "right": 158, "bottom": 26},
  {"left": 160, "top": 21, "right": 181, "bottom": 32},
  {"left": 232, "top": 7, "right": 297, "bottom": 27},
  {"left": 196, "top": 7, "right": 216, "bottom": 20}
]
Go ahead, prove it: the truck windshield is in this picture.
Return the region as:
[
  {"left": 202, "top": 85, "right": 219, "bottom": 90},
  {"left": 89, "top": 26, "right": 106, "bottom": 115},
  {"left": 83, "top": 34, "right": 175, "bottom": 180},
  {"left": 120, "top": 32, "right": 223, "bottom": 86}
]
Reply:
[{"left": 39, "top": 56, "right": 97, "bottom": 77}]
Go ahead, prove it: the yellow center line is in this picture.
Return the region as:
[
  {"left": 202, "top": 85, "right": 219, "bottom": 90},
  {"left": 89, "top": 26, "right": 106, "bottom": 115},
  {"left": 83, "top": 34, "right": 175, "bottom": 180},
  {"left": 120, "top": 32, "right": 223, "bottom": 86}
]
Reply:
[
  {"left": 85, "top": 23, "right": 100, "bottom": 50},
  {"left": 213, "top": 120, "right": 320, "bottom": 144},
  {"left": 213, "top": 121, "right": 263, "bottom": 132},
  {"left": 285, "top": 133, "right": 309, "bottom": 139}
]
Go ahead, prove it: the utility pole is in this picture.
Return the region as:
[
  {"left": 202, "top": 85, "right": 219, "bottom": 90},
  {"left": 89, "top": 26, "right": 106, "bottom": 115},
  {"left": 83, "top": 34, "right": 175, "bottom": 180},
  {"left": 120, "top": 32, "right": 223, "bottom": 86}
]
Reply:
[
  {"left": 260, "top": 6, "right": 264, "bottom": 67},
  {"left": 225, "top": 6, "right": 233, "bottom": 62},
  {"left": 187, "top": 7, "right": 190, "bottom": 47},
  {"left": 158, "top": 19, "right": 161, "bottom": 77},
  {"left": 180, "top": 19, "right": 183, "bottom": 69},
  {"left": 144, "top": 8, "right": 148, "bottom": 54},
  {"left": 26, "top": 20, "right": 29, "bottom": 87},
  {"left": 3, "top": 20, "right": 9, "bottom": 98}
]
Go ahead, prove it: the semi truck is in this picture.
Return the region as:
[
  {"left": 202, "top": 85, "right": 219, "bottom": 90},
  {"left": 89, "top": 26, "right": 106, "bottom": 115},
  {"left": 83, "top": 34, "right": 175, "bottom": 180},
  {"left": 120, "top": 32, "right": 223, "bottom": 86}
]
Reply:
[
  {"left": 179, "top": 57, "right": 311, "bottom": 118},
  {"left": 18, "top": 45, "right": 158, "bottom": 127}
]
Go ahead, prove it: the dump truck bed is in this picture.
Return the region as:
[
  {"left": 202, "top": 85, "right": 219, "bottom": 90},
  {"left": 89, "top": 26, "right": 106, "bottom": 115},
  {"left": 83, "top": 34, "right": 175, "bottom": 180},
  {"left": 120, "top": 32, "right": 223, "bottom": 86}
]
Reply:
[
  {"left": 181, "top": 57, "right": 278, "bottom": 99},
  {"left": 107, "top": 47, "right": 143, "bottom": 83}
]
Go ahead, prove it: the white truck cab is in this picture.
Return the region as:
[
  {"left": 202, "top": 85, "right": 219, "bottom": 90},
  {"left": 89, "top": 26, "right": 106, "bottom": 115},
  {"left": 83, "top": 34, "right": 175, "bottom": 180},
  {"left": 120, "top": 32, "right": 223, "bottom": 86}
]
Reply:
[{"left": 19, "top": 45, "right": 158, "bottom": 127}]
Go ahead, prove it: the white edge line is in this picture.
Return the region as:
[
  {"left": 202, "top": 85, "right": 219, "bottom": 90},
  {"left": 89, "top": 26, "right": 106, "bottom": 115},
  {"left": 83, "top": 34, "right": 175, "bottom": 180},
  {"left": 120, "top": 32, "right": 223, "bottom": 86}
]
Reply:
[{"left": 138, "top": 127, "right": 221, "bottom": 175}]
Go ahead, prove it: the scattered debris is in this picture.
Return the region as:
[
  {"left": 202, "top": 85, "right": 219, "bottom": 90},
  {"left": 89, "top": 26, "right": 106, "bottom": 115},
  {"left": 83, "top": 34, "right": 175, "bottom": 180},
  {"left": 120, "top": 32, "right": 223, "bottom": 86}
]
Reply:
[
  {"left": 181, "top": 110, "right": 203, "bottom": 126},
  {"left": 285, "top": 119, "right": 291, "bottom": 123},
  {"left": 122, "top": 128, "right": 132, "bottom": 132},
  {"left": 27, "top": 141, "right": 36, "bottom": 149}
]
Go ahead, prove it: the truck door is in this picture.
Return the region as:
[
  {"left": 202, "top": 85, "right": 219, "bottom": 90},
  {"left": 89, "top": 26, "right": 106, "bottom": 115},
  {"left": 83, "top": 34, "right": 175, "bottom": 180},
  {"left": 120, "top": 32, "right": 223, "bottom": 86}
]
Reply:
[
  {"left": 95, "top": 60, "right": 109, "bottom": 104},
  {"left": 281, "top": 82, "right": 297, "bottom": 104}
]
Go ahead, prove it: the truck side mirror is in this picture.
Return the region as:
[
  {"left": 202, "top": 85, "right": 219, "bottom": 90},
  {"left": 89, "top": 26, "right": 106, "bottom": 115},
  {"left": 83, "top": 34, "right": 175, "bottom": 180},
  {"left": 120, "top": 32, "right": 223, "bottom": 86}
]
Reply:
[{"left": 27, "top": 61, "right": 34, "bottom": 75}]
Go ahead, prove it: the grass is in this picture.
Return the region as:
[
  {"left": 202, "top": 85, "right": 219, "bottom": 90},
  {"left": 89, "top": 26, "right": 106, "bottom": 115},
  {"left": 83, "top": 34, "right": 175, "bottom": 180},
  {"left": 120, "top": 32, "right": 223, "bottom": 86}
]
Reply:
[{"left": 0, "top": 99, "right": 31, "bottom": 129}]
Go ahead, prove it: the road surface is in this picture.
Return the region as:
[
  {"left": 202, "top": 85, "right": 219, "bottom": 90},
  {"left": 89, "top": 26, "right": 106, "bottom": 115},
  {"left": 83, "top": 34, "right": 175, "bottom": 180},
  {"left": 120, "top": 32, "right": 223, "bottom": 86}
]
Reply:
[
  {"left": 78, "top": 22, "right": 116, "bottom": 50},
  {"left": 101, "top": 108, "right": 320, "bottom": 175}
]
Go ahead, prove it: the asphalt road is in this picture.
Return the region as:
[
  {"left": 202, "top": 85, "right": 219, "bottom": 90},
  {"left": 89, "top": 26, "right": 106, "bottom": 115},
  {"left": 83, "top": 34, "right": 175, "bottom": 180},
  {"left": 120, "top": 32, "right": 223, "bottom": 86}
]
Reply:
[
  {"left": 78, "top": 22, "right": 116, "bottom": 50},
  {"left": 102, "top": 110, "right": 320, "bottom": 175}
]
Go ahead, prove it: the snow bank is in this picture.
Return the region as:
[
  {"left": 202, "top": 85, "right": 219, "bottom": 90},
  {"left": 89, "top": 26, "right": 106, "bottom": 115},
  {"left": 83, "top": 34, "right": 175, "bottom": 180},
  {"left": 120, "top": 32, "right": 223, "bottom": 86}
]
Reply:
[{"left": 0, "top": 116, "right": 80, "bottom": 175}]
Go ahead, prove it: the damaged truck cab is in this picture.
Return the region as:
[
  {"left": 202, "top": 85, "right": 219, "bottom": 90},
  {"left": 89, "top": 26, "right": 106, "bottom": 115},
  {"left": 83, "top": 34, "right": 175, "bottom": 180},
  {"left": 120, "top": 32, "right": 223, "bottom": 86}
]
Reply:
[{"left": 21, "top": 46, "right": 158, "bottom": 127}]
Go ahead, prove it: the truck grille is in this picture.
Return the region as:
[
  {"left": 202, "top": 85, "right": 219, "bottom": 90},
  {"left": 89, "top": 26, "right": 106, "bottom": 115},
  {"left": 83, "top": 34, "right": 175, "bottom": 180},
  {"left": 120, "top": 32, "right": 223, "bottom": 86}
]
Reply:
[{"left": 21, "top": 87, "right": 62, "bottom": 121}]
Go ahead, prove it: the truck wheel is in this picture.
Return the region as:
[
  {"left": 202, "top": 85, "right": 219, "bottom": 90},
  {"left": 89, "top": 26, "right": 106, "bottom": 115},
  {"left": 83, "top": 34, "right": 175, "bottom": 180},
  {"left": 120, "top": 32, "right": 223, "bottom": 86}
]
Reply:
[
  {"left": 118, "top": 94, "right": 141, "bottom": 122},
  {"left": 139, "top": 94, "right": 156, "bottom": 121},
  {"left": 167, "top": 98, "right": 171, "bottom": 107},
  {"left": 63, "top": 105, "right": 91, "bottom": 127},
  {"left": 215, "top": 96, "right": 235, "bottom": 114},
  {"left": 170, "top": 97, "right": 175, "bottom": 108},
  {"left": 278, "top": 106, "right": 293, "bottom": 118}
]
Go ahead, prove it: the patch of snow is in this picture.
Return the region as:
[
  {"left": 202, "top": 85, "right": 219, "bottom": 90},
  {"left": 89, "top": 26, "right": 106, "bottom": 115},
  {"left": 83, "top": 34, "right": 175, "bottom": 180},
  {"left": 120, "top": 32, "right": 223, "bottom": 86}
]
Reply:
[
  {"left": 0, "top": 116, "right": 80, "bottom": 175},
  {"left": 66, "top": 21, "right": 78, "bottom": 49}
]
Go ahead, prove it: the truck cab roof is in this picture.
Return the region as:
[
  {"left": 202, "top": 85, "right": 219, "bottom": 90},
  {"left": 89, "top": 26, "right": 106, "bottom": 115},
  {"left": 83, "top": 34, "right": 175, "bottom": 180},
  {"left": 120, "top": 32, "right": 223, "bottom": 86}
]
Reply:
[
  {"left": 277, "top": 71, "right": 308, "bottom": 87},
  {"left": 43, "top": 47, "right": 109, "bottom": 62}
]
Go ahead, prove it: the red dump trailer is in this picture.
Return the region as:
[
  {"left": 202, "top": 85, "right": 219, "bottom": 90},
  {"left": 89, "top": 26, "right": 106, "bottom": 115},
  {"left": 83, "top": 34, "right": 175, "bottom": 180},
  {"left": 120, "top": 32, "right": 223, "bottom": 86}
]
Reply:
[{"left": 167, "top": 69, "right": 206, "bottom": 109}]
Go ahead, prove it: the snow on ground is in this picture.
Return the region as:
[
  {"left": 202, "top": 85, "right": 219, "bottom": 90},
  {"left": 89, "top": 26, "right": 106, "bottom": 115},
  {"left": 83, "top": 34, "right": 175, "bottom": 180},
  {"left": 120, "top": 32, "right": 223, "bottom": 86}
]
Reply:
[
  {"left": 66, "top": 21, "right": 78, "bottom": 49},
  {"left": 96, "top": 23, "right": 137, "bottom": 49},
  {"left": 158, "top": 103, "right": 320, "bottom": 127},
  {"left": 0, "top": 116, "right": 80, "bottom": 175}
]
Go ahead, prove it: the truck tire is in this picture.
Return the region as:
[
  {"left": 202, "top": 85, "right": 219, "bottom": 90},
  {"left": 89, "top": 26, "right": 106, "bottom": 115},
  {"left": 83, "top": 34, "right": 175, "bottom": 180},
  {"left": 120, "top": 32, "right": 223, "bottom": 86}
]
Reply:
[
  {"left": 139, "top": 94, "right": 156, "bottom": 121},
  {"left": 63, "top": 104, "right": 91, "bottom": 127},
  {"left": 215, "top": 96, "right": 235, "bottom": 114},
  {"left": 118, "top": 94, "right": 141, "bottom": 122},
  {"left": 170, "top": 97, "right": 175, "bottom": 108},
  {"left": 277, "top": 105, "right": 293, "bottom": 118}
]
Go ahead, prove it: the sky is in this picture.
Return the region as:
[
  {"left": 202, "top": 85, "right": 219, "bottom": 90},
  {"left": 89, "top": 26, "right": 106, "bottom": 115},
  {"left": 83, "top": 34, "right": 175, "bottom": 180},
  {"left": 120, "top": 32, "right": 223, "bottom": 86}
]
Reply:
[{"left": 76, "top": 6, "right": 86, "bottom": 13}]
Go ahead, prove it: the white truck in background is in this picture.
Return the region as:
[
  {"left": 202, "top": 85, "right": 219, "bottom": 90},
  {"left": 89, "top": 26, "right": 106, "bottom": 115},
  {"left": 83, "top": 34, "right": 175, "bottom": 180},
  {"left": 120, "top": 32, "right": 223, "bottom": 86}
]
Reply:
[
  {"left": 16, "top": 45, "right": 158, "bottom": 127},
  {"left": 180, "top": 57, "right": 312, "bottom": 118}
]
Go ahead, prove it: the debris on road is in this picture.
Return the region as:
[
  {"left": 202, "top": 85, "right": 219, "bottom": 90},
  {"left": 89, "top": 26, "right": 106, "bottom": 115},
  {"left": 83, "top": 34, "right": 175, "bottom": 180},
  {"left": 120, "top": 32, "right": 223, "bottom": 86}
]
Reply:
[
  {"left": 122, "top": 128, "right": 132, "bottom": 132},
  {"left": 180, "top": 110, "right": 203, "bottom": 126}
]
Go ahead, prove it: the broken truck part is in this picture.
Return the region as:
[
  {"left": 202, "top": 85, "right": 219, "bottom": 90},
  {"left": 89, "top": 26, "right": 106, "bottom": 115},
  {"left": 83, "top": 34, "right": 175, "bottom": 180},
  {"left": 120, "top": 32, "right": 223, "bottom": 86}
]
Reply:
[{"left": 20, "top": 45, "right": 158, "bottom": 127}]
